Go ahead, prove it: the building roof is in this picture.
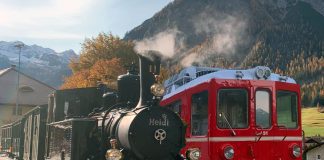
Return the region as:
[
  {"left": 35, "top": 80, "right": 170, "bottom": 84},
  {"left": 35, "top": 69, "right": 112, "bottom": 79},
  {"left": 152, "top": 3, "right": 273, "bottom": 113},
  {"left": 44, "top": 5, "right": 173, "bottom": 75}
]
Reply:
[
  {"left": 305, "top": 142, "right": 324, "bottom": 154},
  {"left": 0, "top": 68, "right": 11, "bottom": 76},
  {"left": 305, "top": 138, "right": 321, "bottom": 144},
  {"left": 0, "top": 67, "right": 55, "bottom": 90}
]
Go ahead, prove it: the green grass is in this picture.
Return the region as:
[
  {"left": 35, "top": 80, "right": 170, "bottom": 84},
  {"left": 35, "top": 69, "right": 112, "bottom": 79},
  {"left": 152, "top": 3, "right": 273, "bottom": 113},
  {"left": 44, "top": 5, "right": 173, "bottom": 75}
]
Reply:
[{"left": 302, "top": 107, "right": 324, "bottom": 136}]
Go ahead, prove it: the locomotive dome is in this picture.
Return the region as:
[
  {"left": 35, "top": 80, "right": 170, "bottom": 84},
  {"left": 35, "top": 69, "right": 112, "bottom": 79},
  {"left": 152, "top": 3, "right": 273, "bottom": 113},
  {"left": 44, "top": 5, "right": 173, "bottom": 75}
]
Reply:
[{"left": 163, "top": 66, "right": 296, "bottom": 99}]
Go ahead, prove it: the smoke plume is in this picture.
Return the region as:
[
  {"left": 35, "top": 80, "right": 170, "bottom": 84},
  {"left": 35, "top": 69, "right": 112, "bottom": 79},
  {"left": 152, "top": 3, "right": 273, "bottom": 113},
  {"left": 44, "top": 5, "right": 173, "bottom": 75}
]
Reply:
[
  {"left": 134, "top": 29, "right": 183, "bottom": 59},
  {"left": 134, "top": 11, "right": 248, "bottom": 68},
  {"left": 181, "top": 12, "right": 248, "bottom": 67}
]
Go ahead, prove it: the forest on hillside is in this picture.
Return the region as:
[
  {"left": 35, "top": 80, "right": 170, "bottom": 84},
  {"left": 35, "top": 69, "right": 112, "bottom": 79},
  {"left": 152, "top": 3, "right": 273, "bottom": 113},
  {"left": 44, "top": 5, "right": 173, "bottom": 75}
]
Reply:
[
  {"left": 61, "top": 32, "right": 323, "bottom": 107},
  {"left": 61, "top": 0, "right": 324, "bottom": 107}
]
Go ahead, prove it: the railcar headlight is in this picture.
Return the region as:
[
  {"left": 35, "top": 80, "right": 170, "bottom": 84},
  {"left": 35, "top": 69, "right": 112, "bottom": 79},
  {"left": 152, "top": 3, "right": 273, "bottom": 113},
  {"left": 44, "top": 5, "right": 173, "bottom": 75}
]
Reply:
[
  {"left": 105, "top": 139, "right": 123, "bottom": 160},
  {"left": 291, "top": 144, "right": 301, "bottom": 158},
  {"left": 186, "top": 148, "right": 201, "bottom": 160},
  {"left": 224, "top": 146, "right": 234, "bottom": 159},
  {"left": 151, "top": 83, "right": 165, "bottom": 97},
  {"left": 264, "top": 68, "right": 271, "bottom": 79},
  {"left": 255, "top": 67, "right": 265, "bottom": 79}
]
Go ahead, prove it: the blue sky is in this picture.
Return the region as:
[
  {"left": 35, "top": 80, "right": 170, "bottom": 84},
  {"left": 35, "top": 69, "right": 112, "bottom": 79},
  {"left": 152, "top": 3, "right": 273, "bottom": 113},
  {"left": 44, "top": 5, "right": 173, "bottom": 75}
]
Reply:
[{"left": 0, "top": 0, "right": 172, "bottom": 53}]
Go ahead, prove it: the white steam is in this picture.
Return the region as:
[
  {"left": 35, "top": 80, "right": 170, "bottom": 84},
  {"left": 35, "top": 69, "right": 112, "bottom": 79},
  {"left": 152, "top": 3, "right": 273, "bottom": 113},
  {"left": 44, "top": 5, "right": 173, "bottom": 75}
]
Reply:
[
  {"left": 194, "top": 13, "right": 247, "bottom": 55},
  {"left": 134, "top": 12, "right": 247, "bottom": 68},
  {"left": 181, "top": 52, "right": 198, "bottom": 67},
  {"left": 181, "top": 13, "right": 247, "bottom": 67},
  {"left": 134, "top": 29, "right": 182, "bottom": 58}
]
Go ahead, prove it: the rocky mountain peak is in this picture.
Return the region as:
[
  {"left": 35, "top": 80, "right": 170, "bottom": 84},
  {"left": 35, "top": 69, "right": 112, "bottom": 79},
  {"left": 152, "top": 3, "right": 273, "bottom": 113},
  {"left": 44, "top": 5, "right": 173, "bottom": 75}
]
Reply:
[
  {"left": 125, "top": 0, "right": 323, "bottom": 106},
  {"left": 0, "top": 41, "right": 77, "bottom": 88},
  {"left": 125, "top": 0, "right": 324, "bottom": 65}
]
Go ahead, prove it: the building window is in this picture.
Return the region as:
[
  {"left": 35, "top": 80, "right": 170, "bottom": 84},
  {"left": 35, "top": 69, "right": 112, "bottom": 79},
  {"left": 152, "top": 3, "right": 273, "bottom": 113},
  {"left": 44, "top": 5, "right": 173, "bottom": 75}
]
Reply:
[
  {"left": 191, "top": 91, "right": 208, "bottom": 136},
  {"left": 19, "top": 86, "right": 34, "bottom": 93}
]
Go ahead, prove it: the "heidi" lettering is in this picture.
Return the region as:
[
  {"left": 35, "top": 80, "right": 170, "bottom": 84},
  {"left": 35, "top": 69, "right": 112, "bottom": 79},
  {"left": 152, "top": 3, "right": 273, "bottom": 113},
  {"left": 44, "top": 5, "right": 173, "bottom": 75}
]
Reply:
[{"left": 149, "top": 114, "right": 169, "bottom": 126}]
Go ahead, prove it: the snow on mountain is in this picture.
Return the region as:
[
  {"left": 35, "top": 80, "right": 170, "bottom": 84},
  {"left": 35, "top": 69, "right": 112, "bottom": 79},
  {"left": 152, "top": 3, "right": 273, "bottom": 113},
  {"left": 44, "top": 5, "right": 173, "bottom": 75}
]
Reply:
[
  {"left": 0, "top": 41, "right": 76, "bottom": 67},
  {"left": 58, "top": 49, "right": 78, "bottom": 62},
  {"left": 0, "top": 41, "right": 77, "bottom": 88}
]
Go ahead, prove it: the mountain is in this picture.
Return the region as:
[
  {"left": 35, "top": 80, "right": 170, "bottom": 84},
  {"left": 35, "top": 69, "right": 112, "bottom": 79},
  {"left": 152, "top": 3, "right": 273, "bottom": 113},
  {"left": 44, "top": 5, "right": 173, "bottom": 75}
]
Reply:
[
  {"left": 124, "top": 0, "right": 324, "bottom": 106},
  {"left": 0, "top": 41, "right": 77, "bottom": 88}
]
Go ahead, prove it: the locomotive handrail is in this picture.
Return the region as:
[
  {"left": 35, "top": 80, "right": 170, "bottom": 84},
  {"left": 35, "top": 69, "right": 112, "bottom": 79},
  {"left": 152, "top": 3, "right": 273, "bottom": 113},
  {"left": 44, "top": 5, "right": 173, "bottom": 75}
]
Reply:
[
  {"left": 302, "top": 130, "right": 305, "bottom": 150},
  {"left": 254, "top": 125, "right": 265, "bottom": 142},
  {"left": 101, "top": 103, "right": 127, "bottom": 151},
  {"left": 165, "top": 75, "right": 191, "bottom": 93},
  {"left": 164, "top": 67, "right": 219, "bottom": 93}
]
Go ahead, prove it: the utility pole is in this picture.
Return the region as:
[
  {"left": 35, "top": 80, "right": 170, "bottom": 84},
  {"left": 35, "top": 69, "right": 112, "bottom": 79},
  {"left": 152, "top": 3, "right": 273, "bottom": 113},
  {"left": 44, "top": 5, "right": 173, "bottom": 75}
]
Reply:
[{"left": 15, "top": 43, "right": 24, "bottom": 115}]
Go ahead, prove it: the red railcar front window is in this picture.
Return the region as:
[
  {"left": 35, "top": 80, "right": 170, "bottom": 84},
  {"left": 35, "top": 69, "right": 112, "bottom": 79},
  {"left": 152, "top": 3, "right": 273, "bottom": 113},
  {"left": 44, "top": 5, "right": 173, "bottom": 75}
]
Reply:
[
  {"left": 217, "top": 89, "right": 248, "bottom": 129},
  {"left": 276, "top": 91, "right": 298, "bottom": 128},
  {"left": 191, "top": 91, "right": 208, "bottom": 136},
  {"left": 256, "top": 90, "right": 271, "bottom": 128}
]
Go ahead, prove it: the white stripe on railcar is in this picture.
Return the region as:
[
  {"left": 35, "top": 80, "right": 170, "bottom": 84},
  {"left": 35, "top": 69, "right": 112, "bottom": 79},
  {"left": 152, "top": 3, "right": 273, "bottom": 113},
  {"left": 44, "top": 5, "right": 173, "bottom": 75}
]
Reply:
[{"left": 186, "top": 136, "right": 302, "bottom": 142}]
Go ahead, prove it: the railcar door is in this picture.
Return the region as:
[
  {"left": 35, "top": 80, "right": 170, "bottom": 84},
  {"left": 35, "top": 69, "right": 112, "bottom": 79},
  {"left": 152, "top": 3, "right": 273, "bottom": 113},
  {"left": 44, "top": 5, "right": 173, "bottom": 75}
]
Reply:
[
  {"left": 185, "top": 84, "right": 210, "bottom": 159},
  {"left": 272, "top": 85, "right": 302, "bottom": 159},
  {"left": 210, "top": 80, "right": 254, "bottom": 160},
  {"left": 253, "top": 88, "right": 274, "bottom": 159}
]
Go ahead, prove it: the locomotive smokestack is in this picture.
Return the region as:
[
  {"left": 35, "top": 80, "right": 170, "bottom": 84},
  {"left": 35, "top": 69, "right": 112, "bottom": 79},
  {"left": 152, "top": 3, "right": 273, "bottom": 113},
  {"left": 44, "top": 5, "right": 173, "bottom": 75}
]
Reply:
[{"left": 136, "top": 51, "right": 161, "bottom": 108}]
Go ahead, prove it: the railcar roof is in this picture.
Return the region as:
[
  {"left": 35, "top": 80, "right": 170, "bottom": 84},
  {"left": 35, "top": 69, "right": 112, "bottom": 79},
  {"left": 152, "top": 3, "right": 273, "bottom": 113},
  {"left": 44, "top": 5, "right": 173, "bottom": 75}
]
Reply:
[{"left": 163, "top": 66, "right": 296, "bottom": 99}]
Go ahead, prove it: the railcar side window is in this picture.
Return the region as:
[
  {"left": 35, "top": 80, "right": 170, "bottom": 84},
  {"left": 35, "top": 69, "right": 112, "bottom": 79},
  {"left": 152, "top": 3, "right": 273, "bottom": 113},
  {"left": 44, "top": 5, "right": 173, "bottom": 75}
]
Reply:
[
  {"left": 167, "top": 100, "right": 181, "bottom": 115},
  {"left": 217, "top": 89, "right": 248, "bottom": 129},
  {"left": 276, "top": 91, "right": 298, "bottom": 128},
  {"left": 256, "top": 90, "right": 271, "bottom": 128},
  {"left": 191, "top": 91, "right": 208, "bottom": 136}
]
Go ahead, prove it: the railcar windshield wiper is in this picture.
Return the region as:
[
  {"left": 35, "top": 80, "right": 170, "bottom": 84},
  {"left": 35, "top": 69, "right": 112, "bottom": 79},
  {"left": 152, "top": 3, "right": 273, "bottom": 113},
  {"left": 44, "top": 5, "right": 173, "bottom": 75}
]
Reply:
[
  {"left": 277, "top": 125, "right": 288, "bottom": 141},
  {"left": 219, "top": 113, "right": 236, "bottom": 136}
]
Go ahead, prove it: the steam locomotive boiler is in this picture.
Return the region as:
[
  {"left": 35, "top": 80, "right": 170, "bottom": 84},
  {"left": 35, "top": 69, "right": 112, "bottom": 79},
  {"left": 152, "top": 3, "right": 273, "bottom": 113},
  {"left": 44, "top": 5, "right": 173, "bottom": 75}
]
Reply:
[{"left": 47, "top": 54, "right": 186, "bottom": 160}]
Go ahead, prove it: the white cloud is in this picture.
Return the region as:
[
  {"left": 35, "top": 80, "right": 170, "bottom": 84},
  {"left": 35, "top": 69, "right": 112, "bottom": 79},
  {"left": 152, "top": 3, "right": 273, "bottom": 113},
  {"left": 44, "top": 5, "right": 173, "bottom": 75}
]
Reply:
[
  {"left": 0, "top": 0, "right": 93, "bottom": 39},
  {"left": 0, "top": 0, "right": 173, "bottom": 52}
]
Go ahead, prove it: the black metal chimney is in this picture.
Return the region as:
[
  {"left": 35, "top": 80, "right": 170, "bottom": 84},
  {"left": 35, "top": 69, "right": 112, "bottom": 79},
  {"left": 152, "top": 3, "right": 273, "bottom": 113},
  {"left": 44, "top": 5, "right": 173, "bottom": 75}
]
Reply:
[{"left": 136, "top": 52, "right": 161, "bottom": 108}]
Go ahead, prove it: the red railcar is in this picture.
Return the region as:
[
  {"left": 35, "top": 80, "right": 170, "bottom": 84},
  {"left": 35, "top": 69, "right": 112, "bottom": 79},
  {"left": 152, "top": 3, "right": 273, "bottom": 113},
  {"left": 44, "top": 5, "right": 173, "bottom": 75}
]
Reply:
[{"left": 160, "top": 66, "right": 302, "bottom": 160}]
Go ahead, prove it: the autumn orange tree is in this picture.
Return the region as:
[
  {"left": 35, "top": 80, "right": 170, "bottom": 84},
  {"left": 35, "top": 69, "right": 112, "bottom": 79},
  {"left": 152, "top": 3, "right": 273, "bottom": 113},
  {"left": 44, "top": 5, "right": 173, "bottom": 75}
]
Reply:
[{"left": 61, "top": 33, "right": 138, "bottom": 89}]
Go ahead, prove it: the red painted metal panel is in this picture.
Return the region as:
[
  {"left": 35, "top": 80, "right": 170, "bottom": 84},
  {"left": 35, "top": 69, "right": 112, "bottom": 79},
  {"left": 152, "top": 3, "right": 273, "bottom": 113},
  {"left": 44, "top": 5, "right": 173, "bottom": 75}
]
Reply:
[{"left": 161, "top": 78, "right": 302, "bottom": 160}]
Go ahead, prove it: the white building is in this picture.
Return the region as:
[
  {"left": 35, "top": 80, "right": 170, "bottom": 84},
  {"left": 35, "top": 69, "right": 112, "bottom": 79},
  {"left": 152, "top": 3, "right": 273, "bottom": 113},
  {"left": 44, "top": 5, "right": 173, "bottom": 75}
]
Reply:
[
  {"left": 306, "top": 143, "right": 324, "bottom": 160},
  {"left": 0, "top": 66, "right": 55, "bottom": 128}
]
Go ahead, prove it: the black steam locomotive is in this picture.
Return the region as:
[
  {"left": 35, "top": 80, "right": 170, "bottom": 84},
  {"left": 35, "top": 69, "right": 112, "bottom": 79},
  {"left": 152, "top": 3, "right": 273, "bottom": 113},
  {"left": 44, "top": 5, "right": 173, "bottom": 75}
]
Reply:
[{"left": 1, "top": 54, "right": 186, "bottom": 160}]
